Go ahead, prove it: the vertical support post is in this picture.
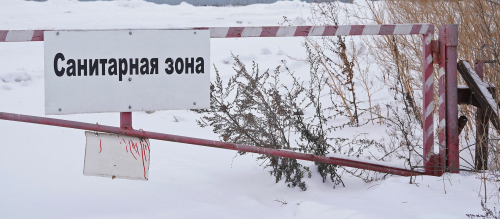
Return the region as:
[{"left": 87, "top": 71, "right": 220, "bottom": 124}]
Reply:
[
  {"left": 422, "top": 29, "right": 435, "bottom": 175},
  {"left": 475, "top": 60, "right": 488, "bottom": 170},
  {"left": 445, "top": 24, "right": 459, "bottom": 173},
  {"left": 120, "top": 112, "right": 132, "bottom": 130},
  {"left": 438, "top": 26, "right": 447, "bottom": 173}
]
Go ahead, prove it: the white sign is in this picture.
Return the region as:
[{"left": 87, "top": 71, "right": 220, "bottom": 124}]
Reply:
[
  {"left": 44, "top": 30, "right": 210, "bottom": 115},
  {"left": 83, "top": 131, "right": 150, "bottom": 181}
]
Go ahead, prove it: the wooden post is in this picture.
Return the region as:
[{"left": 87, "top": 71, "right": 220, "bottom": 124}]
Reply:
[
  {"left": 474, "top": 61, "right": 488, "bottom": 170},
  {"left": 458, "top": 60, "right": 500, "bottom": 171}
]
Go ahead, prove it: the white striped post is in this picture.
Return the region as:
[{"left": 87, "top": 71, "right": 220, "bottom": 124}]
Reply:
[{"left": 422, "top": 26, "right": 435, "bottom": 175}]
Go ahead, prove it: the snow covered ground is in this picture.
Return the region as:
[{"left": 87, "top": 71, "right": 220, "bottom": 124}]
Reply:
[{"left": 0, "top": 0, "right": 491, "bottom": 218}]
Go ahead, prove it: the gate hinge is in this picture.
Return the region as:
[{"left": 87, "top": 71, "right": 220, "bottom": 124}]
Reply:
[{"left": 431, "top": 40, "right": 440, "bottom": 64}]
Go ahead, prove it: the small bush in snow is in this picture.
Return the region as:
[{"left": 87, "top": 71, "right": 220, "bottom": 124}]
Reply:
[{"left": 193, "top": 54, "right": 379, "bottom": 190}]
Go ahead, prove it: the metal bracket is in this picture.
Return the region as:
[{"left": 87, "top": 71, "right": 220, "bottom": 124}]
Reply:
[{"left": 120, "top": 112, "right": 133, "bottom": 130}]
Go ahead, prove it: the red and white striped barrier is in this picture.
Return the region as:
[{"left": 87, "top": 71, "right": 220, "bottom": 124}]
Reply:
[
  {"left": 0, "top": 30, "right": 44, "bottom": 42},
  {"left": 210, "top": 24, "right": 433, "bottom": 38},
  {"left": 1, "top": 24, "right": 443, "bottom": 175},
  {"left": 0, "top": 24, "right": 433, "bottom": 42}
]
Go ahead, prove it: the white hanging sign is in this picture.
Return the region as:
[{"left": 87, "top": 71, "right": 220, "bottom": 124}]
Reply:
[{"left": 83, "top": 131, "right": 150, "bottom": 181}]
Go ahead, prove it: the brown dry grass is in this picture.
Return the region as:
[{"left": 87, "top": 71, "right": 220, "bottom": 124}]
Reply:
[
  {"left": 362, "top": 0, "right": 500, "bottom": 201},
  {"left": 362, "top": 0, "right": 499, "bottom": 150},
  {"left": 311, "top": 0, "right": 499, "bottom": 178}
]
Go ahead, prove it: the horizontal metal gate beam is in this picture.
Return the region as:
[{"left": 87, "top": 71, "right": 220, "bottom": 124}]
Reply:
[
  {"left": 0, "top": 111, "right": 426, "bottom": 176},
  {"left": 0, "top": 24, "right": 433, "bottom": 42}
]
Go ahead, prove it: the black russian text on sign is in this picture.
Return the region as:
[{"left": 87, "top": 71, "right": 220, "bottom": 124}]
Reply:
[{"left": 53, "top": 53, "right": 205, "bottom": 81}]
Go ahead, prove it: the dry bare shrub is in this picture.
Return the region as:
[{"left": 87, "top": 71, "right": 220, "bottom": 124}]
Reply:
[
  {"left": 309, "top": 1, "right": 426, "bottom": 172},
  {"left": 308, "top": 0, "right": 386, "bottom": 127},
  {"left": 193, "top": 41, "right": 390, "bottom": 189},
  {"left": 193, "top": 55, "right": 355, "bottom": 190},
  {"left": 364, "top": 0, "right": 500, "bottom": 163},
  {"left": 313, "top": 0, "right": 500, "bottom": 190}
]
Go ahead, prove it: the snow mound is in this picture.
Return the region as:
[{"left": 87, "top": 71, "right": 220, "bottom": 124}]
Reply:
[
  {"left": 0, "top": 71, "right": 31, "bottom": 83},
  {"left": 261, "top": 47, "right": 271, "bottom": 55}
]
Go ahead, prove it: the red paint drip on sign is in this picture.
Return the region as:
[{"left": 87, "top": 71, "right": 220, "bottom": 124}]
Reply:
[
  {"left": 123, "top": 138, "right": 150, "bottom": 179},
  {"left": 139, "top": 140, "right": 151, "bottom": 179}
]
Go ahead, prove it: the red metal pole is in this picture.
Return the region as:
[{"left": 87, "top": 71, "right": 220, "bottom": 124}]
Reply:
[
  {"left": 0, "top": 111, "right": 426, "bottom": 176},
  {"left": 422, "top": 28, "right": 435, "bottom": 175},
  {"left": 445, "top": 24, "right": 459, "bottom": 173},
  {"left": 438, "top": 26, "right": 447, "bottom": 173}
]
